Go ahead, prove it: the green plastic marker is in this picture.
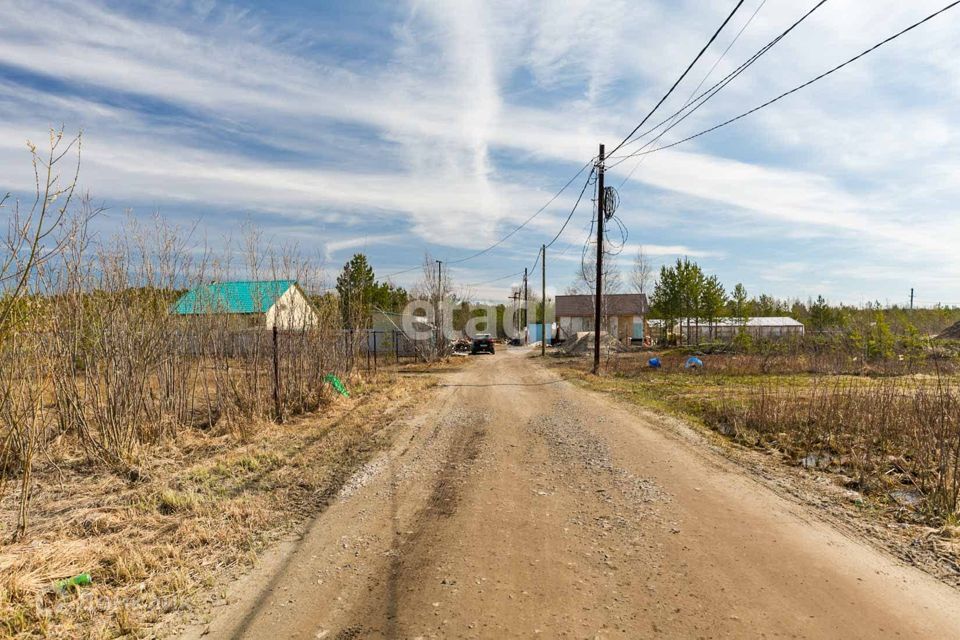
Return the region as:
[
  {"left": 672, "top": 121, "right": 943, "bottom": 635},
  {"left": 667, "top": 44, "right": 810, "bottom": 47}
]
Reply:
[
  {"left": 324, "top": 374, "right": 350, "bottom": 398},
  {"left": 56, "top": 573, "right": 92, "bottom": 593}
]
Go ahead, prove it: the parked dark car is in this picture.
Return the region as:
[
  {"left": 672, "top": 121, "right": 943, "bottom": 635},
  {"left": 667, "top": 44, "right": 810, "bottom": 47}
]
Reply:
[{"left": 471, "top": 333, "right": 495, "bottom": 355}]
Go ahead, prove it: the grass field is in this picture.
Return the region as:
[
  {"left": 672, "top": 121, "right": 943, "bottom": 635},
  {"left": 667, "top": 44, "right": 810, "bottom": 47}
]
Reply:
[
  {"left": 0, "top": 369, "right": 434, "bottom": 639},
  {"left": 547, "top": 349, "right": 960, "bottom": 525}
]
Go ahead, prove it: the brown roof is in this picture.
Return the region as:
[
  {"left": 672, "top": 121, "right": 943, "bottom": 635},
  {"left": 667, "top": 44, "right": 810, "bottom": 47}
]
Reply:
[{"left": 555, "top": 293, "right": 649, "bottom": 317}]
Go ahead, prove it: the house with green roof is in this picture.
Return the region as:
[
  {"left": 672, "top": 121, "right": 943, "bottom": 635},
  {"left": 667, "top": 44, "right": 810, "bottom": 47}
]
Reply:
[{"left": 171, "top": 280, "right": 318, "bottom": 330}]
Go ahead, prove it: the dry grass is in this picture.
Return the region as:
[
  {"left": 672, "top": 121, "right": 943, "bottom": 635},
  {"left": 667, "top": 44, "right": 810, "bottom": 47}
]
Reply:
[
  {"left": 600, "top": 348, "right": 958, "bottom": 377},
  {"left": 0, "top": 144, "right": 447, "bottom": 637},
  {"left": 700, "top": 376, "right": 960, "bottom": 519},
  {"left": 0, "top": 212, "right": 366, "bottom": 539},
  {"left": 0, "top": 371, "right": 433, "bottom": 639},
  {"left": 551, "top": 350, "right": 960, "bottom": 523}
]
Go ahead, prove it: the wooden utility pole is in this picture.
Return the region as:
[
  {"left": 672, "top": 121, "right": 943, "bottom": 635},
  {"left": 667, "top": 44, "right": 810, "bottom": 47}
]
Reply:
[
  {"left": 435, "top": 259, "right": 443, "bottom": 353},
  {"left": 509, "top": 289, "right": 521, "bottom": 341},
  {"left": 541, "top": 244, "right": 546, "bottom": 356},
  {"left": 910, "top": 287, "right": 915, "bottom": 310},
  {"left": 593, "top": 143, "right": 605, "bottom": 374},
  {"left": 523, "top": 267, "right": 528, "bottom": 345}
]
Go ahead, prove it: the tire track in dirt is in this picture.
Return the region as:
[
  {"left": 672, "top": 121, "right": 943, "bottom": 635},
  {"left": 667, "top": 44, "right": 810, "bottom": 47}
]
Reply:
[
  {"left": 370, "top": 410, "right": 489, "bottom": 640},
  {"left": 188, "top": 351, "right": 960, "bottom": 639}
]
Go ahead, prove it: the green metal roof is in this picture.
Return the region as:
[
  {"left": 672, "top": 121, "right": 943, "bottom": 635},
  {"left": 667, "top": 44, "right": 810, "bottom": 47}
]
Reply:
[{"left": 172, "top": 280, "right": 296, "bottom": 316}]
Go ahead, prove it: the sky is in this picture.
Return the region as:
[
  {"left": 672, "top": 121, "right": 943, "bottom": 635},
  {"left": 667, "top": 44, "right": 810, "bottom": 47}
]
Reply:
[{"left": 1, "top": 0, "right": 959, "bottom": 306}]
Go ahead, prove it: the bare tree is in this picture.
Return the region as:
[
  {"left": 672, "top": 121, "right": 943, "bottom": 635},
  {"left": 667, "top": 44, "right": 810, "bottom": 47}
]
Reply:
[
  {"left": 574, "top": 251, "right": 622, "bottom": 295},
  {"left": 0, "top": 128, "right": 86, "bottom": 538},
  {"left": 0, "top": 128, "right": 82, "bottom": 340},
  {"left": 630, "top": 246, "right": 653, "bottom": 295},
  {"left": 412, "top": 253, "right": 452, "bottom": 359}
]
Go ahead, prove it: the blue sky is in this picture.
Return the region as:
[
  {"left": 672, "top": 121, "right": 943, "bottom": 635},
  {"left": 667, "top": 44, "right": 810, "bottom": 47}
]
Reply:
[{"left": 1, "top": 0, "right": 959, "bottom": 306}]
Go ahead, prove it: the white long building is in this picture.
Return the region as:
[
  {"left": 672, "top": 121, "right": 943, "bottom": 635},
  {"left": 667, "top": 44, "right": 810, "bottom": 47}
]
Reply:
[{"left": 651, "top": 316, "right": 805, "bottom": 343}]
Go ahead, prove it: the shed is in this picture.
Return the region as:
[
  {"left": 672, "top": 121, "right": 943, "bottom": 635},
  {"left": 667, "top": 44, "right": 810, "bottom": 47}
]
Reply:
[
  {"left": 555, "top": 293, "right": 649, "bottom": 344},
  {"left": 172, "top": 280, "right": 318, "bottom": 330}
]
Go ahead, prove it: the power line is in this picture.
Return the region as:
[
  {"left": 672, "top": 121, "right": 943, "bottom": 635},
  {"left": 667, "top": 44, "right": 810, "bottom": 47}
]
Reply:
[
  {"left": 679, "top": 0, "right": 769, "bottom": 120},
  {"left": 557, "top": 208, "right": 598, "bottom": 258},
  {"left": 461, "top": 271, "right": 525, "bottom": 288},
  {"left": 394, "top": 0, "right": 951, "bottom": 295},
  {"left": 579, "top": 178, "right": 600, "bottom": 287},
  {"left": 384, "top": 0, "right": 745, "bottom": 285},
  {"left": 485, "top": 1, "right": 960, "bottom": 298},
  {"left": 545, "top": 168, "right": 596, "bottom": 250},
  {"left": 617, "top": 0, "right": 770, "bottom": 187},
  {"left": 384, "top": 158, "right": 595, "bottom": 279},
  {"left": 531, "top": 167, "right": 596, "bottom": 272},
  {"left": 444, "top": 158, "right": 594, "bottom": 265},
  {"left": 612, "top": 0, "right": 823, "bottom": 160},
  {"left": 530, "top": 245, "right": 543, "bottom": 275},
  {"left": 613, "top": 1, "right": 960, "bottom": 163},
  {"left": 383, "top": 263, "right": 424, "bottom": 278},
  {"left": 607, "top": 0, "right": 829, "bottom": 171},
  {"left": 524, "top": 0, "right": 799, "bottom": 284},
  {"left": 608, "top": 0, "right": 747, "bottom": 157}
]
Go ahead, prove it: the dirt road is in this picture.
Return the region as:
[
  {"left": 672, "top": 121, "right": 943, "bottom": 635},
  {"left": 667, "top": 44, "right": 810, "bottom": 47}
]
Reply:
[{"left": 185, "top": 349, "right": 960, "bottom": 639}]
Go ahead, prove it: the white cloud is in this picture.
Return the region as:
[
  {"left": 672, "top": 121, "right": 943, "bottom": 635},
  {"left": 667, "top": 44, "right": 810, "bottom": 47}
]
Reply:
[
  {"left": 1, "top": 0, "right": 959, "bottom": 301},
  {"left": 324, "top": 234, "right": 407, "bottom": 262},
  {"left": 618, "top": 243, "right": 720, "bottom": 259}
]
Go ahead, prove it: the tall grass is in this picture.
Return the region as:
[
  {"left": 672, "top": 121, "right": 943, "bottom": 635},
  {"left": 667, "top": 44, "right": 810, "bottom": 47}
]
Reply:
[
  {"left": 611, "top": 347, "right": 957, "bottom": 377},
  {"left": 704, "top": 373, "right": 960, "bottom": 520},
  {"left": 0, "top": 206, "right": 357, "bottom": 539}
]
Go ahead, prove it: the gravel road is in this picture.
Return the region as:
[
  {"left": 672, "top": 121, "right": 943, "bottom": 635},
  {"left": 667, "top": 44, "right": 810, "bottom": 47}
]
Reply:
[{"left": 184, "top": 349, "right": 960, "bottom": 639}]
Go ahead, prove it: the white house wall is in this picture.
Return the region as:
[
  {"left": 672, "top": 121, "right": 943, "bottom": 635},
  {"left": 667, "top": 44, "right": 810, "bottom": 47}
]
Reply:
[{"left": 265, "top": 287, "right": 319, "bottom": 330}]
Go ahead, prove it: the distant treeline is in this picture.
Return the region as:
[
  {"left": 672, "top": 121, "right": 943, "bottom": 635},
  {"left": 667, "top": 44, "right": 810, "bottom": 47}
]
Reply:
[{"left": 649, "top": 258, "right": 959, "bottom": 338}]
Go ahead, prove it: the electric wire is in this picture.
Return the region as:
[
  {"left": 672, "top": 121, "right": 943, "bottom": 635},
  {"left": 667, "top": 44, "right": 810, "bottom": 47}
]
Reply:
[
  {"left": 617, "top": 0, "right": 770, "bottom": 187},
  {"left": 612, "top": 0, "right": 817, "bottom": 160},
  {"left": 383, "top": 157, "right": 595, "bottom": 279},
  {"left": 556, "top": 170, "right": 599, "bottom": 259},
  {"left": 545, "top": 167, "right": 596, "bottom": 250},
  {"left": 530, "top": 166, "right": 596, "bottom": 273},
  {"left": 390, "top": 0, "right": 956, "bottom": 296},
  {"left": 608, "top": 0, "right": 747, "bottom": 157},
  {"left": 385, "top": 0, "right": 746, "bottom": 286},
  {"left": 461, "top": 270, "right": 525, "bottom": 288},
  {"left": 607, "top": 0, "right": 829, "bottom": 171},
  {"left": 611, "top": 1, "right": 960, "bottom": 164},
  {"left": 578, "top": 180, "right": 600, "bottom": 287},
  {"left": 382, "top": 263, "right": 425, "bottom": 278},
  {"left": 443, "top": 158, "right": 593, "bottom": 266}
]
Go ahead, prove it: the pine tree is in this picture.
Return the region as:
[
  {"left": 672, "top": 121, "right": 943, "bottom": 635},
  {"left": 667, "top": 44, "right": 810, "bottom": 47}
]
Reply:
[
  {"left": 700, "top": 275, "right": 727, "bottom": 341},
  {"left": 731, "top": 283, "right": 749, "bottom": 321},
  {"left": 336, "top": 254, "right": 376, "bottom": 329},
  {"left": 810, "top": 295, "right": 831, "bottom": 332}
]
